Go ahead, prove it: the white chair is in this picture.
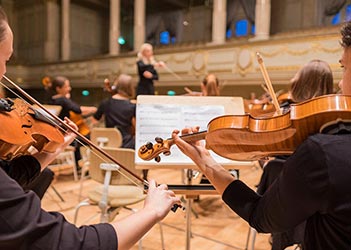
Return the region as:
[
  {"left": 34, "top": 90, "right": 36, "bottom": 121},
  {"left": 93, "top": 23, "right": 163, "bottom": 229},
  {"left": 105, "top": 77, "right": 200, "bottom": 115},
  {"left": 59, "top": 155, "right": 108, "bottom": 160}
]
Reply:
[
  {"left": 74, "top": 147, "right": 165, "bottom": 249},
  {"left": 48, "top": 145, "right": 78, "bottom": 181},
  {"left": 90, "top": 127, "right": 123, "bottom": 148}
]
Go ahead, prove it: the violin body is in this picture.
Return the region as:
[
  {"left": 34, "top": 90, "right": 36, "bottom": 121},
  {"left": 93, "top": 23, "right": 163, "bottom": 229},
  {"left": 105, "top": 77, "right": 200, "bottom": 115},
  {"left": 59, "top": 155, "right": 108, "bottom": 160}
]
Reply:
[
  {"left": 139, "top": 94, "right": 351, "bottom": 162},
  {"left": 206, "top": 94, "right": 351, "bottom": 160},
  {"left": 0, "top": 99, "right": 64, "bottom": 160}
]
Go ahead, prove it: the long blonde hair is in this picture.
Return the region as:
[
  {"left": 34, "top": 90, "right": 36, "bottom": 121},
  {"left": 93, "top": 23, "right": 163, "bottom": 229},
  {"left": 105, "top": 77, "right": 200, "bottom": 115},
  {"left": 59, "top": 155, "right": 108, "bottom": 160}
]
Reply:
[{"left": 137, "top": 43, "right": 156, "bottom": 65}]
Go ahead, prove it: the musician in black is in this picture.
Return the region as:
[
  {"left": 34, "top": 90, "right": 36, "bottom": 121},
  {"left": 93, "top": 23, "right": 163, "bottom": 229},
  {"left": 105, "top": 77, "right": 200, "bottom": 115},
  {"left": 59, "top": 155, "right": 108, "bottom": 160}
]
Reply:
[
  {"left": 256, "top": 59, "right": 334, "bottom": 250},
  {"left": 172, "top": 22, "right": 351, "bottom": 250},
  {"left": 136, "top": 43, "right": 164, "bottom": 96},
  {"left": 0, "top": 7, "right": 180, "bottom": 250}
]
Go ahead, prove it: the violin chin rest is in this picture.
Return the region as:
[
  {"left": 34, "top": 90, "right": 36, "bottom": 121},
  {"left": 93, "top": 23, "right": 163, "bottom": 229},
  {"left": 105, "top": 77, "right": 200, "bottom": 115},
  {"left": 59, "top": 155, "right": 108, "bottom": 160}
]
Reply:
[{"left": 320, "top": 118, "right": 351, "bottom": 135}]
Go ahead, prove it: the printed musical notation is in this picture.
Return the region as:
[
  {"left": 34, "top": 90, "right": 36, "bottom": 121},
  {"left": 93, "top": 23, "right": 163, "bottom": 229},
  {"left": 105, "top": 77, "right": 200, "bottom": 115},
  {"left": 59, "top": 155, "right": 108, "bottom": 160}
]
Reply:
[{"left": 135, "top": 95, "right": 245, "bottom": 165}]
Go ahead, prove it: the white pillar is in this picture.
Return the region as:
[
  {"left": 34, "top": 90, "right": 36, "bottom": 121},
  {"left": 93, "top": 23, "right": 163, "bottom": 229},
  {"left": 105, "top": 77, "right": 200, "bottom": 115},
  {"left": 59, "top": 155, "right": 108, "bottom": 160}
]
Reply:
[
  {"left": 61, "top": 0, "right": 70, "bottom": 61},
  {"left": 253, "top": 0, "right": 271, "bottom": 41},
  {"left": 212, "top": 0, "right": 227, "bottom": 44},
  {"left": 109, "top": 0, "right": 120, "bottom": 55},
  {"left": 134, "top": 0, "right": 145, "bottom": 51},
  {"left": 45, "top": 0, "right": 59, "bottom": 61}
]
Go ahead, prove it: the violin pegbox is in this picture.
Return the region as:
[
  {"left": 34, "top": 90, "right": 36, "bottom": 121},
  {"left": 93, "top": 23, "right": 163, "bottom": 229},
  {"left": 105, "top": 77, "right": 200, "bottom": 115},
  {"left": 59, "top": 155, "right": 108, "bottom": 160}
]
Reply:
[{"left": 138, "top": 137, "right": 172, "bottom": 162}]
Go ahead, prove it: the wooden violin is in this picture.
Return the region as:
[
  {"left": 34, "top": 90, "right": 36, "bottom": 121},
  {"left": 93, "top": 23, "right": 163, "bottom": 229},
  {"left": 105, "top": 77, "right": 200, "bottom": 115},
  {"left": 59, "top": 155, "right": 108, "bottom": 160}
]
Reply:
[
  {"left": 2, "top": 75, "right": 181, "bottom": 211},
  {"left": 0, "top": 98, "right": 64, "bottom": 160},
  {"left": 138, "top": 94, "right": 351, "bottom": 162}
]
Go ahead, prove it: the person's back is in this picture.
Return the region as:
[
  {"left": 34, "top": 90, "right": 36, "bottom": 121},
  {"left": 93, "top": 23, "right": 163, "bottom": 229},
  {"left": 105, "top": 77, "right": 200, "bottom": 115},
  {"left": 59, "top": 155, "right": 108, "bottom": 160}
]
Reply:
[
  {"left": 287, "top": 133, "right": 351, "bottom": 249},
  {"left": 93, "top": 74, "right": 136, "bottom": 149}
]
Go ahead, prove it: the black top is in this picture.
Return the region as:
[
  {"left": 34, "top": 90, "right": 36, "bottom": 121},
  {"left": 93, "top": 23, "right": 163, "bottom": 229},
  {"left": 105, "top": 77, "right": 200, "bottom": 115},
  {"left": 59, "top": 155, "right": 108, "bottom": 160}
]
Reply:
[
  {"left": 94, "top": 98, "right": 136, "bottom": 148},
  {"left": 49, "top": 96, "right": 81, "bottom": 120},
  {"left": 222, "top": 133, "right": 351, "bottom": 250},
  {"left": 0, "top": 160, "right": 117, "bottom": 250},
  {"left": 136, "top": 60, "right": 159, "bottom": 95}
]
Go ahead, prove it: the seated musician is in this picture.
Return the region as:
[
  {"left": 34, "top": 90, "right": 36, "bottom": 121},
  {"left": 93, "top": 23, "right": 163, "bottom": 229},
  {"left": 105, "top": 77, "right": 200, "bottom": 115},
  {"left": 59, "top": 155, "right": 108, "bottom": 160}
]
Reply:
[
  {"left": 0, "top": 7, "right": 180, "bottom": 250},
  {"left": 171, "top": 22, "right": 351, "bottom": 250},
  {"left": 92, "top": 74, "right": 136, "bottom": 149},
  {"left": 256, "top": 59, "right": 334, "bottom": 250}
]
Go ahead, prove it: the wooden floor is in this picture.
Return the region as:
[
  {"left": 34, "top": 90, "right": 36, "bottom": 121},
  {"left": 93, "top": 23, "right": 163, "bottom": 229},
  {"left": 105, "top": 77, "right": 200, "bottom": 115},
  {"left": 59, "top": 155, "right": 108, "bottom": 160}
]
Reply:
[{"left": 42, "top": 165, "right": 271, "bottom": 250}]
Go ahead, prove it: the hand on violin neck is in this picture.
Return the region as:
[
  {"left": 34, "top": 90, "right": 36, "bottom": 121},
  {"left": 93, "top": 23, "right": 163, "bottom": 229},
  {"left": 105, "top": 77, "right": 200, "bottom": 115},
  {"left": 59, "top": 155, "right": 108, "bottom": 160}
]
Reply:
[{"left": 172, "top": 127, "right": 215, "bottom": 173}]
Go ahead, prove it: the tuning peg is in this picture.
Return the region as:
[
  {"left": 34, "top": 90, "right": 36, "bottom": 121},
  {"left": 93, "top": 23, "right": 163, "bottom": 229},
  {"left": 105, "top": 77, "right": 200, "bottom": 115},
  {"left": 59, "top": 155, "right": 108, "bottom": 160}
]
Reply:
[
  {"left": 155, "top": 156, "right": 161, "bottom": 162},
  {"left": 155, "top": 137, "right": 163, "bottom": 143},
  {"left": 145, "top": 142, "right": 153, "bottom": 149},
  {"left": 163, "top": 151, "right": 171, "bottom": 156}
]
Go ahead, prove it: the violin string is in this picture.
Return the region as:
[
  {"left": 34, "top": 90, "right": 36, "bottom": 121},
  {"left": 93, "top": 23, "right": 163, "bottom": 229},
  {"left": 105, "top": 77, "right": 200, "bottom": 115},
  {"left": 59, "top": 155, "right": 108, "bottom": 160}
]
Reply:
[{"left": 0, "top": 78, "right": 145, "bottom": 191}]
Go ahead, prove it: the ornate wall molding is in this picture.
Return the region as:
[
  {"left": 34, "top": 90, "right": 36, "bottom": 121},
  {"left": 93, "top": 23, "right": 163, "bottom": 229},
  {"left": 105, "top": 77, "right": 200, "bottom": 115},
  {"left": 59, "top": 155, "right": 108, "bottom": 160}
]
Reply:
[{"left": 7, "top": 32, "right": 343, "bottom": 90}]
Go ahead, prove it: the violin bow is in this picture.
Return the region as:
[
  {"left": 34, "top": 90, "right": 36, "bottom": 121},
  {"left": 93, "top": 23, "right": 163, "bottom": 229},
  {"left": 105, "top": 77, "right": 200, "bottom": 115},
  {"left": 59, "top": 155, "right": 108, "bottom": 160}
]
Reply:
[
  {"left": 256, "top": 53, "right": 282, "bottom": 116},
  {"left": 163, "top": 64, "right": 182, "bottom": 80},
  {"left": 1, "top": 75, "right": 148, "bottom": 188}
]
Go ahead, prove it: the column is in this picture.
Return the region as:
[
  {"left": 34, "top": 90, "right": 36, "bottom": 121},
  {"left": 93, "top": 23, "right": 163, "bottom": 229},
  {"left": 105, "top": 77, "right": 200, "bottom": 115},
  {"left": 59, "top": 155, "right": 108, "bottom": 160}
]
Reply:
[
  {"left": 45, "top": 0, "right": 59, "bottom": 62},
  {"left": 134, "top": 0, "right": 145, "bottom": 51},
  {"left": 212, "top": 0, "right": 227, "bottom": 44},
  {"left": 109, "top": 0, "right": 120, "bottom": 55},
  {"left": 61, "top": 0, "right": 70, "bottom": 61},
  {"left": 253, "top": 0, "right": 271, "bottom": 40}
]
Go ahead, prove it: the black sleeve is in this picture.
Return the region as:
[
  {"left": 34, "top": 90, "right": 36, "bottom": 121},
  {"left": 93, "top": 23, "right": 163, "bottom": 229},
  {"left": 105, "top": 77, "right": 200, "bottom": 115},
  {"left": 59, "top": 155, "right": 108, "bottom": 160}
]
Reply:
[
  {"left": 222, "top": 138, "right": 329, "bottom": 233},
  {"left": 0, "top": 167, "right": 118, "bottom": 250},
  {"left": 64, "top": 98, "right": 82, "bottom": 114},
  {"left": 1, "top": 155, "right": 41, "bottom": 188},
  {"left": 93, "top": 99, "right": 108, "bottom": 120},
  {"left": 137, "top": 60, "right": 159, "bottom": 80}
]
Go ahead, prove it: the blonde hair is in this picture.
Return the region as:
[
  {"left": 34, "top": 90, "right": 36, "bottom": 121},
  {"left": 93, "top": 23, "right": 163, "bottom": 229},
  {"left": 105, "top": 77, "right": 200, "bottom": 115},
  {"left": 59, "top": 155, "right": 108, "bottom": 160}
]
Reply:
[
  {"left": 137, "top": 43, "right": 156, "bottom": 65},
  {"left": 113, "top": 74, "right": 135, "bottom": 98}
]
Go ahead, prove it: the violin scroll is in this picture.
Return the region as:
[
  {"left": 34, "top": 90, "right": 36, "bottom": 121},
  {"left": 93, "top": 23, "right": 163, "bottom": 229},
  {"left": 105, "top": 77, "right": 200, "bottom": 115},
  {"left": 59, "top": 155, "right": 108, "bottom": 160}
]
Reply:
[{"left": 138, "top": 137, "right": 173, "bottom": 162}]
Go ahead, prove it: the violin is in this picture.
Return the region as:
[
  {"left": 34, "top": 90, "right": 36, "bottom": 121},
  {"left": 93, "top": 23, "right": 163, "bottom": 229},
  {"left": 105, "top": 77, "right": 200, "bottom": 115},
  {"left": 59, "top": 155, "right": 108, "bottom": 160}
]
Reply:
[
  {"left": 138, "top": 94, "right": 351, "bottom": 162},
  {"left": 2, "top": 75, "right": 181, "bottom": 211},
  {"left": 0, "top": 98, "right": 64, "bottom": 160}
]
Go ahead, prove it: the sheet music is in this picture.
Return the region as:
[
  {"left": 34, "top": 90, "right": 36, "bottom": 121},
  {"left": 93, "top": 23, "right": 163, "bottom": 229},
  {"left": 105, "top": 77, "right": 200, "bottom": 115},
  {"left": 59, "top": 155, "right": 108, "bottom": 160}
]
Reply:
[{"left": 135, "top": 95, "right": 245, "bottom": 165}]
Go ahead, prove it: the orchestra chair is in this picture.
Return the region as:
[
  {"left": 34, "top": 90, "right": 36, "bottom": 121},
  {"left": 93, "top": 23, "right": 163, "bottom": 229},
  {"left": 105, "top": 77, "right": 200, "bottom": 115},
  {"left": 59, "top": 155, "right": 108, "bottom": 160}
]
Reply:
[
  {"left": 48, "top": 145, "right": 78, "bottom": 181},
  {"left": 77, "top": 145, "right": 91, "bottom": 201},
  {"left": 73, "top": 147, "right": 165, "bottom": 250},
  {"left": 77, "top": 131, "right": 120, "bottom": 201},
  {"left": 90, "top": 127, "right": 123, "bottom": 148}
]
